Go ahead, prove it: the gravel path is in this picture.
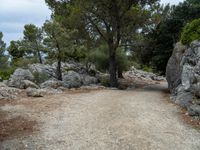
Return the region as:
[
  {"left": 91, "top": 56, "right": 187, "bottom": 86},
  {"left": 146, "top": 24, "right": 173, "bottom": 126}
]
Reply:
[{"left": 1, "top": 82, "right": 200, "bottom": 150}]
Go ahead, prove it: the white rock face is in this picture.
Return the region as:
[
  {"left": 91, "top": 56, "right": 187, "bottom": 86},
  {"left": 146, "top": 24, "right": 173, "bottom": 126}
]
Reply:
[{"left": 166, "top": 40, "right": 200, "bottom": 117}]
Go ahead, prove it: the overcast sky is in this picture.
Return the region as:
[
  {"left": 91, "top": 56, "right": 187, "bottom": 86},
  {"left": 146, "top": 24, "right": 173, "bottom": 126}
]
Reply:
[{"left": 0, "top": 0, "right": 184, "bottom": 45}]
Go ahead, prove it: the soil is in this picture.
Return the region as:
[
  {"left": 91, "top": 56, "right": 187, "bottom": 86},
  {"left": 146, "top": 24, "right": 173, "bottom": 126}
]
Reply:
[{"left": 0, "top": 81, "right": 200, "bottom": 150}]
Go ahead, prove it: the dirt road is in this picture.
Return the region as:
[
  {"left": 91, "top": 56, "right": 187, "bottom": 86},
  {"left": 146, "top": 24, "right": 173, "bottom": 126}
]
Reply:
[{"left": 1, "top": 82, "right": 200, "bottom": 150}]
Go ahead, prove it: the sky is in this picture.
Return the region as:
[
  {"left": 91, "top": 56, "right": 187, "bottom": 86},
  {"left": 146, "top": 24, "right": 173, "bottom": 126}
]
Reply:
[{"left": 0, "top": 0, "right": 184, "bottom": 45}]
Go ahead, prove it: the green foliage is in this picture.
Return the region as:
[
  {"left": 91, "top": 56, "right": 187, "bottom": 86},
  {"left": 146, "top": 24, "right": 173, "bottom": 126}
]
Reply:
[
  {"left": 181, "top": 19, "right": 200, "bottom": 45},
  {"left": 0, "top": 67, "right": 16, "bottom": 80},
  {"left": 13, "top": 57, "right": 38, "bottom": 68},
  {"left": 8, "top": 40, "right": 25, "bottom": 62},
  {"left": 0, "top": 32, "right": 10, "bottom": 79},
  {"left": 88, "top": 45, "right": 130, "bottom": 74},
  {"left": 0, "top": 32, "right": 6, "bottom": 55},
  {"left": 138, "top": 0, "right": 200, "bottom": 74},
  {"left": 8, "top": 25, "right": 46, "bottom": 65},
  {"left": 116, "top": 48, "right": 131, "bottom": 73},
  {"left": 142, "top": 66, "right": 153, "bottom": 73},
  {"left": 129, "top": 61, "right": 141, "bottom": 69},
  {"left": 43, "top": 20, "right": 87, "bottom": 61},
  {"left": 22, "top": 24, "right": 46, "bottom": 63},
  {"left": 32, "top": 72, "right": 49, "bottom": 84},
  {"left": 45, "top": 0, "right": 160, "bottom": 86},
  {"left": 99, "top": 75, "right": 110, "bottom": 87},
  {"left": 88, "top": 45, "right": 109, "bottom": 72},
  {"left": 43, "top": 20, "right": 86, "bottom": 80}
]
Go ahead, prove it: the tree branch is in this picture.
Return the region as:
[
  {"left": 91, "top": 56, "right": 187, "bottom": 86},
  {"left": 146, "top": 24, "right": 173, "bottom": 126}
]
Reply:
[{"left": 87, "top": 16, "right": 107, "bottom": 42}]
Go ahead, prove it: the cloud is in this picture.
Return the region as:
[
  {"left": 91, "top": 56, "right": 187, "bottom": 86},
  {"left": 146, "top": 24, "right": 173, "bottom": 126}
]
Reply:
[{"left": 0, "top": 0, "right": 51, "bottom": 44}]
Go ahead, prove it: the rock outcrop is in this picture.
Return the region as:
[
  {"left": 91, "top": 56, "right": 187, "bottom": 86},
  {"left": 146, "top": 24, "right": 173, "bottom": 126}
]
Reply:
[
  {"left": 126, "top": 67, "right": 165, "bottom": 81},
  {"left": 7, "top": 68, "right": 35, "bottom": 89},
  {"left": 5, "top": 61, "right": 99, "bottom": 99},
  {"left": 166, "top": 41, "right": 200, "bottom": 118}
]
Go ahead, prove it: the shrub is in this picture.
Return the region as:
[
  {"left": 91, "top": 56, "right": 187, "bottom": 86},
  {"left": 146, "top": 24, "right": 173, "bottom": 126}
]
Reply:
[
  {"left": 88, "top": 45, "right": 130, "bottom": 74},
  {"left": 0, "top": 67, "right": 16, "bottom": 80},
  {"left": 32, "top": 72, "right": 49, "bottom": 84},
  {"left": 181, "top": 19, "right": 200, "bottom": 45},
  {"left": 13, "top": 57, "right": 38, "bottom": 68},
  {"left": 88, "top": 45, "right": 109, "bottom": 72},
  {"left": 99, "top": 74, "right": 110, "bottom": 87},
  {"left": 142, "top": 66, "right": 153, "bottom": 73}
]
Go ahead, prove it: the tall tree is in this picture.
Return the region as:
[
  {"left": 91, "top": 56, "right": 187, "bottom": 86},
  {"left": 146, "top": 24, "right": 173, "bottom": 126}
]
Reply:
[
  {"left": 8, "top": 40, "right": 24, "bottom": 63},
  {"left": 22, "top": 24, "right": 45, "bottom": 64},
  {"left": 0, "top": 32, "right": 8, "bottom": 71},
  {"left": 0, "top": 32, "right": 6, "bottom": 56},
  {"left": 46, "top": 0, "right": 159, "bottom": 87},
  {"left": 43, "top": 20, "right": 78, "bottom": 80}
]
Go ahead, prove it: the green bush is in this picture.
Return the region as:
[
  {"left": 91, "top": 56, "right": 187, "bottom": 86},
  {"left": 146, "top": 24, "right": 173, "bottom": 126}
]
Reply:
[
  {"left": 0, "top": 68, "right": 16, "bottom": 80},
  {"left": 88, "top": 45, "right": 109, "bottom": 72},
  {"left": 99, "top": 75, "right": 110, "bottom": 87},
  {"left": 181, "top": 19, "right": 200, "bottom": 45},
  {"left": 13, "top": 57, "right": 38, "bottom": 68},
  {"left": 32, "top": 72, "right": 49, "bottom": 84},
  {"left": 88, "top": 45, "right": 130, "bottom": 74},
  {"left": 142, "top": 66, "right": 153, "bottom": 73}
]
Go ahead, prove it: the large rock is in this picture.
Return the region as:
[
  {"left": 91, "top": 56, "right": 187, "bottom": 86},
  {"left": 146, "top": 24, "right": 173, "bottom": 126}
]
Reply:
[
  {"left": 28, "top": 63, "right": 56, "bottom": 79},
  {"left": 166, "top": 42, "right": 187, "bottom": 92},
  {"left": 181, "top": 64, "right": 196, "bottom": 91},
  {"left": 0, "top": 87, "right": 21, "bottom": 100},
  {"left": 20, "top": 80, "right": 39, "bottom": 89},
  {"left": 81, "top": 75, "right": 98, "bottom": 85},
  {"left": 166, "top": 41, "right": 200, "bottom": 117},
  {"left": 62, "top": 71, "right": 82, "bottom": 88},
  {"left": 188, "top": 104, "right": 200, "bottom": 116},
  {"left": 7, "top": 68, "right": 34, "bottom": 88},
  {"left": 0, "top": 82, "right": 7, "bottom": 87},
  {"left": 26, "top": 88, "right": 62, "bottom": 97},
  {"left": 26, "top": 88, "right": 45, "bottom": 97},
  {"left": 173, "top": 85, "right": 193, "bottom": 108},
  {"left": 40, "top": 79, "right": 63, "bottom": 89}
]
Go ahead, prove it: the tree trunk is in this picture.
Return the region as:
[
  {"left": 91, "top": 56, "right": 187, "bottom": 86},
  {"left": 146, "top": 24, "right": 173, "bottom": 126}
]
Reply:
[
  {"left": 109, "top": 45, "right": 118, "bottom": 87},
  {"left": 57, "top": 59, "right": 62, "bottom": 81},
  {"left": 37, "top": 51, "right": 43, "bottom": 64},
  {"left": 118, "top": 69, "right": 123, "bottom": 78}
]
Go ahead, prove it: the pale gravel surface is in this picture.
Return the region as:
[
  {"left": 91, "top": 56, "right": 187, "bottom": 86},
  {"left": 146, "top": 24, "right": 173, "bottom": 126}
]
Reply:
[{"left": 1, "top": 82, "right": 200, "bottom": 150}]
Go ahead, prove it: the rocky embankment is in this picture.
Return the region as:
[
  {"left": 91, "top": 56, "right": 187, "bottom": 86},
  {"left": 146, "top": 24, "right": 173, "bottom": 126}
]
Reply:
[
  {"left": 0, "top": 60, "right": 165, "bottom": 100},
  {"left": 0, "top": 61, "right": 101, "bottom": 99},
  {"left": 166, "top": 41, "right": 200, "bottom": 118}
]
